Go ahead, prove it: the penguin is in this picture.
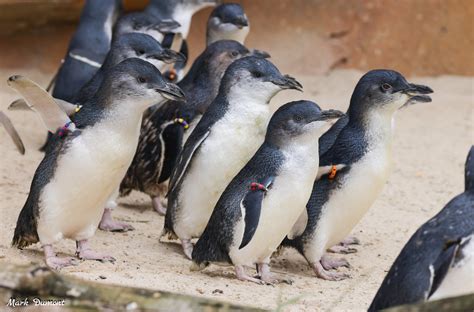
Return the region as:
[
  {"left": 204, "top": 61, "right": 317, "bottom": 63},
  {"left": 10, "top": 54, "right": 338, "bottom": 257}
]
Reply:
[
  {"left": 0, "top": 111, "right": 25, "bottom": 155},
  {"left": 283, "top": 69, "right": 434, "bottom": 280},
  {"left": 165, "top": 56, "right": 303, "bottom": 259},
  {"left": 369, "top": 146, "right": 474, "bottom": 310},
  {"left": 120, "top": 40, "right": 267, "bottom": 216},
  {"left": 10, "top": 58, "right": 185, "bottom": 269},
  {"left": 52, "top": 0, "right": 122, "bottom": 102},
  {"left": 74, "top": 33, "right": 185, "bottom": 105},
  {"left": 191, "top": 101, "right": 344, "bottom": 284},
  {"left": 207, "top": 3, "right": 249, "bottom": 46}
]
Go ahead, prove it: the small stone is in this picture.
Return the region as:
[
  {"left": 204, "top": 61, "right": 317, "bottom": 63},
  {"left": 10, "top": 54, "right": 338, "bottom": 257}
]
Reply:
[
  {"left": 99, "top": 275, "right": 107, "bottom": 279},
  {"left": 212, "top": 289, "right": 224, "bottom": 295}
]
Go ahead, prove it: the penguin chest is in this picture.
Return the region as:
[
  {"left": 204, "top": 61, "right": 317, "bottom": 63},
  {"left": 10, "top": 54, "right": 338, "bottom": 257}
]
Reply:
[
  {"left": 176, "top": 107, "right": 268, "bottom": 238},
  {"left": 316, "top": 147, "right": 393, "bottom": 249},
  {"left": 230, "top": 150, "right": 320, "bottom": 266},
  {"left": 37, "top": 128, "right": 139, "bottom": 243}
]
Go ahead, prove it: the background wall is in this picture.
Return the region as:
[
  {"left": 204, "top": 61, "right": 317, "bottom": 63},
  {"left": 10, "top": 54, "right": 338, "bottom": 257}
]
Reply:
[{"left": 0, "top": 0, "right": 472, "bottom": 76}]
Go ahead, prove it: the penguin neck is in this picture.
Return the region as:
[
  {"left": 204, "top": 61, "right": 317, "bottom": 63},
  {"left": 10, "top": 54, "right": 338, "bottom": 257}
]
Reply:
[
  {"left": 206, "top": 23, "right": 249, "bottom": 46},
  {"left": 180, "top": 64, "right": 220, "bottom": 113},
  {"left": 350, "top": 107, "right": 396, "bottom": 151}
]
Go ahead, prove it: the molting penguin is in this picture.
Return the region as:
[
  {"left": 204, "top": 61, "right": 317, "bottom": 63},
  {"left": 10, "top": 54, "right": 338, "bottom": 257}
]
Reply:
[
  {"left": 192, "top": 101, "right": 344, "bottom": 284},
  {"left": 165, "top": 56, "right": 303, "bottom": 259},
  {"left": 207, "top": 3, "right": 249, "bottom": 45},
  {"left": 120, "top": 40, "right": 266, "bottom": 216},
  {"left": 369, "top": 146, "right": 474, "bottom": 311},
  {"left": 52, "top": 0, "right": 122, "bottom": 102},
  {"left": 283, "top": 69, "right": 434, "bottom": 280},
  {"left": 10, "top": 58, "right": 184, "bottom": 269}
]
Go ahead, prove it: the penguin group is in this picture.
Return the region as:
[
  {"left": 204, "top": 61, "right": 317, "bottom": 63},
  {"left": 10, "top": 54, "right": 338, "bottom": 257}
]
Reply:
[{"left": 3, "top": 0, "right": 472, "bottom": 310}]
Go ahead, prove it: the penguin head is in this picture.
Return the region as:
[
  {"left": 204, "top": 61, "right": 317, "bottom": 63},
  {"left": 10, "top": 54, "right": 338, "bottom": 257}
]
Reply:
[
  {"left": 112, "top": 33, "right": 185, "bottom": 70},
  {"left": 197, "top": 40, "right": 266, "bottom": 81},
  {"left": 100, "top": 58, "right": 185, "bottom": 108},
  {"left": 348, "top": 69, "right": 433, "bottom": 119},
  {"left": 114, "top": 12, "right": 180, "bottom": 39},
  {"left": 222, "top": 56, "right": 302, "bottom": 103},
  {"left": 466, "top": 146, "right": 474, "bottom": 192},
  {"left": 207, "top": 3, "right": 249, "bottom": 45},
  {"left": 265, "top": 100, "right": 344, "bottom": 146}
]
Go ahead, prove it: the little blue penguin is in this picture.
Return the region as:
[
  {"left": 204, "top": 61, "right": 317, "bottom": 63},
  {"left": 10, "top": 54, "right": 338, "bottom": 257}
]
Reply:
[
  {"left": 10, "top": 58, "right": 185, "bottom": 270},
  {"left": 369, "top": 146, "right": 474, "bottom": 311},
  {"left": 165, "top": 56, "right": 303, "bottom": 259},
  {"left": 283, "top": 69, "right": 434, "bottom": 280},
  {"left": 120, "top": 40, "right": 266, "bottom": 216},
  {"left": 192, "top": 100, "right": 344, "bottom": 284},
  {"left": 52, "top": 0, "right": 122, "bottom": 102},
  {"left": 207, "top": 3, "right": 249, "bottom": 46}
]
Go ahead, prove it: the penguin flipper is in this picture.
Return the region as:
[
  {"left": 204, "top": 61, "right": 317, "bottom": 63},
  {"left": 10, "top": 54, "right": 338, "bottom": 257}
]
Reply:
[
  {"left": 428, "top": 237, "right": 466, "bottom": 298},
  {"left": 318, "top": 115, "right": 348, "bottom": 156},
  {"left": 239, "top": 176, "right": 274, "bottom": 249},
  {"left": 0, "top": 111, "right": 25, "bottom": 155},
  {"left": 167, "top": 129, "right": 210, "bottom": 195},
  {"left": 7, "top": 76, "right": 75, "bottom": 133}
]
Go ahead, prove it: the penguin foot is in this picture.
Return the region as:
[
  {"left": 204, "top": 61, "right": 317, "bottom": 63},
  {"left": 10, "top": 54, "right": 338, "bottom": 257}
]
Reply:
[
  {"left": 320, "top": 255, "right": 351, "bottom": 270},
  {"left": 257, "top": 263, "right": 293, "bottom": 285},
  {"left": 152, "top": 196, "right": 167, "bottom": 216},
  {"left": 235, "top": 265, "right": 266, "bottom": 285},
  {"left": 327, "top": 245, "right": 358, "bottom": 254},
  {"left": 99, "top": 208, "right": 134, "bottom": 232},
  {"left": 181, "top": 239, "right": 194, "bottom": 259},
  {"left": 45, "top": 256, "right": 79, "bottom": 270},
  {"left": 76, "top": 240, "right": 116, "bottom": 263},
  {"left": 341, "top": 236, "right": 360, "bottom": 246},
  {"left": 311, "top": 261, "right": 350, "bottom": 281},
  {"left": 43, "top": 245, "right": 79, "bottom": 270}
]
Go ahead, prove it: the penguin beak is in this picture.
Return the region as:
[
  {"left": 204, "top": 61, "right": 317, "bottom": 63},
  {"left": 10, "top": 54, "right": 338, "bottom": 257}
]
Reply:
[
  {"left": 155, "top": 82, "right": 185, "bottom": 101},
  {"left": 250, "top": 49, "right": 271, "bottom": 59},
  {"left": 314, "top": 109, "right": 345, "bottom": 121},
  {"left": 232, "top": 16, "right": 249, "bottom": 28},
  {"left": 146, "top": 49, "right": 186, "bottom": 64},
  {"left": 272, "top": 74, "right": 303, "bottom": 92},
  {"left": 401, "top": 83, "right": 433, "bottom": 107},
  {"left": 148, "top": 19, "right": 181, "bottom": 32}
]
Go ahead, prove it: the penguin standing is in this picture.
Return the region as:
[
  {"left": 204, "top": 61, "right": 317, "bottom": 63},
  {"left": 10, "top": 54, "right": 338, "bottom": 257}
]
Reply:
[
  {"left": 207, "top": 3, "right": 249, "bottom": 45},
  {"left": 369, "top": 146, "right": 474, "bottom": 310},
  {"left": 283, "top": 70, "right": 434, "bottom": 280},
  {"left": 165, "top": 56, "right": 302, "bottom": 258},
  {"left": 52, "top": 0, "right": 122, "bottom": 102},
  {"left": 120, "top": 40, "right": 265, "bottom": 215},
  {"left": 10, "top": 58, "right": 184, "bottom": 269},
  {"left": 192, "top": 101, "right": 344, "bottom": 284}
]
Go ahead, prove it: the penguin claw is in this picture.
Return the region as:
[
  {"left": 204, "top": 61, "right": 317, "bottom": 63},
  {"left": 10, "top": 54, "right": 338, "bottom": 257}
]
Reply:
[
  {"left": 320, "top": 255, "right": 351, "bottom": 270},
  {"left": 99, "top": 209, "right": 134, "bottom": 232}
]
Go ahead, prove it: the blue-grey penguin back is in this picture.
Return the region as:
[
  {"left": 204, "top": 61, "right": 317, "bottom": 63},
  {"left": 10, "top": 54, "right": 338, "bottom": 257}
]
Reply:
[{"left": 53, "top": 0, "right": 122, "bottom": 102}]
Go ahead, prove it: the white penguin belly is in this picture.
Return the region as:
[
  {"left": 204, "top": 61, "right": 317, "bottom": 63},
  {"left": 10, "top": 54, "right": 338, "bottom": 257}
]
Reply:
[
  {"left": 229, "top": 146, "right": 320, "bottom": 267},
  {"left": 175, "top": 105, "right": 268, "bottom": 239},
  {"left": 308, "top": 148, "right": 392, "bottom": 260},
  {"left": 429, "top": 236, "right": 474, "bottom": 301},
  {"left": 37, "top": 124, "right": 139, "bottom": 244}
]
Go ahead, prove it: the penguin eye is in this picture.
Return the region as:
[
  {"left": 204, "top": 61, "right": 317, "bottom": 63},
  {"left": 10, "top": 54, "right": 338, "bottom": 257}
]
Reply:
[
  {"left": 137, "top": 49, "right": 145, "bottom": 56},
  {"left": 381, "top": 83, "right": 392, "bottom": 91},
  {"left": 137, "top": 76, "right": 147, "bottom": 83},
  {"left": 294, "top": 115, "right": 303, "bottom": 122},
  {"left": 230, "top": 51, "right": 239, "bottom": 58},
  {"left": 253, "top": 71, "right": 263, "bottom": 78}
]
